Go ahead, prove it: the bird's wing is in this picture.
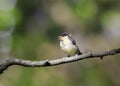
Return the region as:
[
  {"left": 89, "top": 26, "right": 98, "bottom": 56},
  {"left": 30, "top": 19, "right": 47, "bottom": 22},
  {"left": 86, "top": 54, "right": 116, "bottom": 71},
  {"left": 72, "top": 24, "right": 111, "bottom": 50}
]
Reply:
[
  {"left": 67, "top": 34, "right": 76, "bottom": 45},
  {"left": 71, "top": 38, "right": 82, "bottom": 55},
  {"left": 72, "top": 39, "right": 76, "bottom": 45},
  {"left": 69, "top": 36, "right": 76, "bottom": 45}
]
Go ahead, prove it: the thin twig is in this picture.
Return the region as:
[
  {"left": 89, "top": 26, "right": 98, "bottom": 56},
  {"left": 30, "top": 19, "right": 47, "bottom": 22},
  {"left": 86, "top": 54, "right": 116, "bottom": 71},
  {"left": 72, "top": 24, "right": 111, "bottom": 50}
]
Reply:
[{"left": 0, "top": 48, "right": 120, "bottom": 74}]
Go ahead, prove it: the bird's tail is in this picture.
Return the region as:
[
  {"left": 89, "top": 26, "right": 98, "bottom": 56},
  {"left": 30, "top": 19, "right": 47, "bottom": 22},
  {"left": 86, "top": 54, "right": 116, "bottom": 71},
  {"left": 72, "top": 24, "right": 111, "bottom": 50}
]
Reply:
[
  {"left": 76, "top": 46, "right": 82, "bottom": 55},
  {"left": 77, "top": 49, "right": 82, "bottom": 55}
]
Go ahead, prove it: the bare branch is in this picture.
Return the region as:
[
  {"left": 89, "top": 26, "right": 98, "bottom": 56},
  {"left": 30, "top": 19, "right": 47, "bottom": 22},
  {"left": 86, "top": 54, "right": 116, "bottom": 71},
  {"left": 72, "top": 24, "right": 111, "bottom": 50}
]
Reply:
[{"left": 0, "top": 48, "right": 120, "bottom": 74}]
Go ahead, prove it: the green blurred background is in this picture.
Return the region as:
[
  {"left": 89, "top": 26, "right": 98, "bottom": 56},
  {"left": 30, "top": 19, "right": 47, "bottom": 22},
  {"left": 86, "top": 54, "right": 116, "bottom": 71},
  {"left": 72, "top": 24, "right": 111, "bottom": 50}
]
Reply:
[{"left": 0, "top": 0, "right": 120, "bottom": 86}]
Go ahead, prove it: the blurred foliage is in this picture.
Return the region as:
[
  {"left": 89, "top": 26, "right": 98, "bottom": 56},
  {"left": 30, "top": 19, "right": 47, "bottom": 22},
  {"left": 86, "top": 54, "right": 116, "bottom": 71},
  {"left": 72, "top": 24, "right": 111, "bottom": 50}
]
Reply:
[
  {"left": 0, "top": 0, "right": 120, "bottom": 86},
  {"left": 0, "top": 8, "right": 21, "bottom": 30},
  {"left": 72, "top": 0, "right": 98, "bottom": 19},
  {"left": 100, "top": 10, "right": 120, "bottom": 26}
]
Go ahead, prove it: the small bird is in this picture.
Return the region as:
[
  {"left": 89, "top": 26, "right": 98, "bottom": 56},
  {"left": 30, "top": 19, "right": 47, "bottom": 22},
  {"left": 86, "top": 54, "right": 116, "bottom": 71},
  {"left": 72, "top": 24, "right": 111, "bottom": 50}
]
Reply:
[{"left": 58, "top": 32, "right": 82, "bottom": 57}]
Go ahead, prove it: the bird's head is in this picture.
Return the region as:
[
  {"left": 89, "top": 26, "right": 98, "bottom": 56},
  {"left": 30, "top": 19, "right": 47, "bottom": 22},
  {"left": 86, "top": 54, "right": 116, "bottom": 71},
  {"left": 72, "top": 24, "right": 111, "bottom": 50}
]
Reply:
[{"left": 58, "top": 32, "right": 71, "bottom": 41}]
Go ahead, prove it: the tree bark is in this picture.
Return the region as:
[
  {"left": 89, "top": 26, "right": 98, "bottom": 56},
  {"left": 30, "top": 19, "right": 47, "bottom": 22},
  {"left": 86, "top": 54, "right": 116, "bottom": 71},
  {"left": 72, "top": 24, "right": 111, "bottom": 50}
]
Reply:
[{"left": 0, "top": 48, "right": 120, "bottom": 74}]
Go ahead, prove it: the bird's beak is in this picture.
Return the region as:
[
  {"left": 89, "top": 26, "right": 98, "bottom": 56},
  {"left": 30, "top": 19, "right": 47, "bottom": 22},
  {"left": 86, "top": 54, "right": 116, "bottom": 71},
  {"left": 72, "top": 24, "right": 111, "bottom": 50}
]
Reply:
[{"left": 58, "top": 36, "right": 62, "bottom": 40}]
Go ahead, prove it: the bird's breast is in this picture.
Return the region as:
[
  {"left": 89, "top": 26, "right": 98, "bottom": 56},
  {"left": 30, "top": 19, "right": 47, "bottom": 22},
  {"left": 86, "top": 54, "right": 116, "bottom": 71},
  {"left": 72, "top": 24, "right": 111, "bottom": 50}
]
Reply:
[{"left": 60, "top": 41, "right": 77, "bottom": 55}]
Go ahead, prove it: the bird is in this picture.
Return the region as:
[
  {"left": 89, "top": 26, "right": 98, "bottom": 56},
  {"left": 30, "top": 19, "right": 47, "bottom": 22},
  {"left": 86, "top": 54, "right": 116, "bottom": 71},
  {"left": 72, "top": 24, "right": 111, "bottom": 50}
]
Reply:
[{"left": 58, "top": 32, "right": 82, "bottom": 57}]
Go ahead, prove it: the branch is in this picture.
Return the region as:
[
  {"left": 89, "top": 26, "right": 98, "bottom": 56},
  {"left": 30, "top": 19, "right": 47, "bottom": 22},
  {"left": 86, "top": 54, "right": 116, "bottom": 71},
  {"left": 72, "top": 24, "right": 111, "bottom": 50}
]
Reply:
[{"left": 0, "top": 48, "right": 120, "bottom": 74}]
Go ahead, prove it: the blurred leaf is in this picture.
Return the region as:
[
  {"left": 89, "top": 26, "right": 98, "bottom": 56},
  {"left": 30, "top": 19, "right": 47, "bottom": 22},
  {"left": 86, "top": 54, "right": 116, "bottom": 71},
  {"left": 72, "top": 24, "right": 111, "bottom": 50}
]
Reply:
[
  {"left": 0, "top": 8, "right": 22, "bottom": 30},
  {"left": 100, "top": 10, "right": 120, "bottom": 26},
  {"left": 0, "top": 11, "right": 13, "bottom": 30},
  {"left": 74, "top": 1, "right": 98, "bottom": 19}
]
